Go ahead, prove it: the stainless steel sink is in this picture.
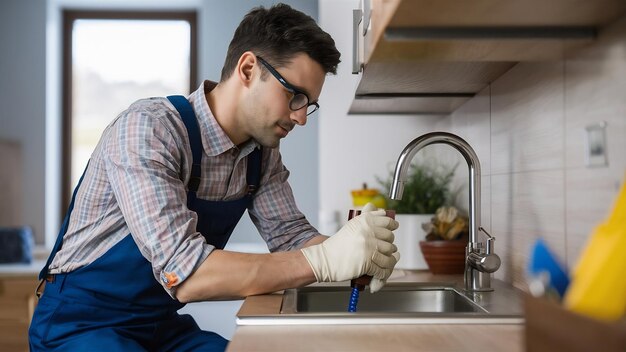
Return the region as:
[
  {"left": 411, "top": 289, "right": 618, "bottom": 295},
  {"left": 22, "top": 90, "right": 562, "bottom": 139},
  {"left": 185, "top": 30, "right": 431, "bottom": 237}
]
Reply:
[
  {"left": 284, "top": 285, "right": 486, "bottom": 314},
  {"left": 236, "top": 281, "right": 525, "bottom": 326}
]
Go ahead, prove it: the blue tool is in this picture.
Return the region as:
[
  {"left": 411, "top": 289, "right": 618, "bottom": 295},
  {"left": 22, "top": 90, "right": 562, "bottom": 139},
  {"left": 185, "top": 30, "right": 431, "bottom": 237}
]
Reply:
[
  {"left": 348, "top": 276, "right": 370, "bottom": 312},
  {"left": 528, "top": 238, "right": 570, "bottom": 297}
]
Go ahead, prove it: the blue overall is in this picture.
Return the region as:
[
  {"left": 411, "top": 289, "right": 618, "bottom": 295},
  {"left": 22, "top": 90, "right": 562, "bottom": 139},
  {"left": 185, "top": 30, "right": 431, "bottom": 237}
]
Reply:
[{"left": 29, "top": 95, "right": 262, "bottom": 351}]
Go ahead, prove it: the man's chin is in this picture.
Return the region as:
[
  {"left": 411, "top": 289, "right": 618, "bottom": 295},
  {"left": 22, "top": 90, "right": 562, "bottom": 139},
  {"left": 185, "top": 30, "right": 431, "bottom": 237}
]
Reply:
[{"left": 254, "top": 137, "right": 281, "bottom": 149}]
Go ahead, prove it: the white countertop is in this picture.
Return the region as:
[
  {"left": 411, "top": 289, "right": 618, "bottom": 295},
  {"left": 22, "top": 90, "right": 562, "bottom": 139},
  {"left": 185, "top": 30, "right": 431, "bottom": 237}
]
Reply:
[
  {"left": 0, "top": 243, "right": 267, "bottom": 277},
  {"left": 0, "top": 260, "right": 45, "bottom": 276}
]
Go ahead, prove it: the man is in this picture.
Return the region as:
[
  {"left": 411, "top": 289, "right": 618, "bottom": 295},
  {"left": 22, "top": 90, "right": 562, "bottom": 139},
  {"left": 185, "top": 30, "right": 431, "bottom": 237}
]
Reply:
[{"left": 30, "top": 4, "right": 399, "bottom": 351}]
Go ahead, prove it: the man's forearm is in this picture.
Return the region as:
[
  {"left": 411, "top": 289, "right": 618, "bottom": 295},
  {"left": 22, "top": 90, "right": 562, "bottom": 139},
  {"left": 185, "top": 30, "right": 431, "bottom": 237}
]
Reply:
[
  {"left": 175, "top": 248, "right": 318, "bottom": 303},
  {"left": 301, "top": 234, "right": 328, "bottom": 248}
]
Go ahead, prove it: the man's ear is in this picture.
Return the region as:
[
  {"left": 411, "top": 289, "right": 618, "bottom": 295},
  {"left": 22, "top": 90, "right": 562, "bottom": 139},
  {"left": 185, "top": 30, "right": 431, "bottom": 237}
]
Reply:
[{"left": 236, "top": 52, "right": 257, "bottom": 87}]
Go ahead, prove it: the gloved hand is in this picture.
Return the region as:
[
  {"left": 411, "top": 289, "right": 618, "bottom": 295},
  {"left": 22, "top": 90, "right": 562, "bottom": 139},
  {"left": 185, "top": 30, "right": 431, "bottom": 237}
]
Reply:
[
  {"left": 301, "top": 202, "right": 400, "bottom": 286},
  {"left": 360, "top": 203, "right": 400, "bottom": 293},
  {"left": 368, "top": 251, "right": 400, "bottom": 293}
]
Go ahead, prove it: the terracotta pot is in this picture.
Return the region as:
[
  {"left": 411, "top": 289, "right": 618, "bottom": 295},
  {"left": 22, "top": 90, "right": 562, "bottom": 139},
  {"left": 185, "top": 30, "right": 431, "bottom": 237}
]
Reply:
[{"left": 419, "top": 240, "right": 467, "bottom": 274}]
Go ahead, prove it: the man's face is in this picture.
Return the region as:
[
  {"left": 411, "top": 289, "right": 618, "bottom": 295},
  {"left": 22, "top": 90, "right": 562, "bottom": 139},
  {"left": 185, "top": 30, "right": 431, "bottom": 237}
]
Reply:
[{"left": 244, "top": 53, "right": 326, "bottom": 148}]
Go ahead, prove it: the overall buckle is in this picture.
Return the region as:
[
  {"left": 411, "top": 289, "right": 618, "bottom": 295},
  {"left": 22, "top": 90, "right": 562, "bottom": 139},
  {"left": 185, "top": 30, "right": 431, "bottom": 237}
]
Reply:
[
  {"left": 35, "top": 275, "right": 54, "bottom": 299},
  {"left": 35, "top": 279, "right": 45, "bottom": 299}
]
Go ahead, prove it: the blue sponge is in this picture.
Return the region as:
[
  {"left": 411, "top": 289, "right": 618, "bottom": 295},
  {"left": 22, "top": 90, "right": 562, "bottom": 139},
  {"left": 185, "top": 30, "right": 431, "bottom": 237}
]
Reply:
[{"left": 528, "top": 238, "right": 570, "bottom": 297}]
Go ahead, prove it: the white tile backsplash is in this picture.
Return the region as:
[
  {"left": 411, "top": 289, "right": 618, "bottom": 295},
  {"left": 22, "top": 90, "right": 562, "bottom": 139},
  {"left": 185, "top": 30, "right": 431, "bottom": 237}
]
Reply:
[
  {"left": 564, "top": 18, "right": 626, "bottom": 171},
  {"left": 491, "top": 62, "right": 565, "bottom": 175},
  {"left": 441, "top": 15, "right": 626, "bottom": 289},
  {"left": 565, "top": 168, "right": 624, "bottom": 267},
  {"left": 451, "top": 85, "right": 492, "bottom": 175},
  {"left": 491, "top": 171, "right": 566, "bottom": 287}
]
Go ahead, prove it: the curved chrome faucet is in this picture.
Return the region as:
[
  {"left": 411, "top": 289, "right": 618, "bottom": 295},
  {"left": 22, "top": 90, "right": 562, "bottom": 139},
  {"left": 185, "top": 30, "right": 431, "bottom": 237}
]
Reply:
[{"left": 390, "top": 132, "right": 501, "bottom": 292}]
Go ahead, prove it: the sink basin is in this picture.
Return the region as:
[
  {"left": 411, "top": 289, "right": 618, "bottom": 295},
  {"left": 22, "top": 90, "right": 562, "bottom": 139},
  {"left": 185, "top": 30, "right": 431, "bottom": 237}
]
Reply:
[
  {"left": 285, "top": 285, "right": 485, "bottom": 314},
  {"left": 236, "top": 282, "right": 525, "bottom": 326}
]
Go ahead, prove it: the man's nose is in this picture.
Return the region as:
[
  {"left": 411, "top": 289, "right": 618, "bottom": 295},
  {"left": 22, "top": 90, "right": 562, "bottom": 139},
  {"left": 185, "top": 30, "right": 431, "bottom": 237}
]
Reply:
[{"left": 290, "top": 108, "right": 307, "bottom": 126}]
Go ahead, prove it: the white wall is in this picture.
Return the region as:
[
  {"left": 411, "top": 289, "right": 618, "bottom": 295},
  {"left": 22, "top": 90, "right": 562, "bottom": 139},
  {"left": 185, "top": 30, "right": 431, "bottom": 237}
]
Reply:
[
  {"left": 0, "top": 0, "right": 47, "bottom": 245},
  {"left": 317, "top": 0, "right": 449, "bottom": 233}
]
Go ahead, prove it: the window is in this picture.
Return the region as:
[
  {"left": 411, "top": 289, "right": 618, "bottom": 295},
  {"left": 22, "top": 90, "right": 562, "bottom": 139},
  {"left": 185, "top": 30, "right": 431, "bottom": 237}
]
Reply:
[{"left": 61, "top": 11, "right": 197, "bottom": 213}]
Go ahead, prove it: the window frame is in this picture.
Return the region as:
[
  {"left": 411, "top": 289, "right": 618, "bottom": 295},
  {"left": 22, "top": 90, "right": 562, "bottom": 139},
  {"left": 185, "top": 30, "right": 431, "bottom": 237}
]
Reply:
[{"left": 61, "top": 10, "right": 198, "bottom": 216}]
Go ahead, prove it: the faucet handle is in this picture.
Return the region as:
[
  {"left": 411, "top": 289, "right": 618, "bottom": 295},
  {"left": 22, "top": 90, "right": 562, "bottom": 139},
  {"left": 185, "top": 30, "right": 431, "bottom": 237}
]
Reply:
[
  {"left": 467, "top": 227, "right": 501, "bottom": 273},
  {"left": 479, "top": 227, "right": 496, "bottom": 255},
  {"left": 468, "top": 251, "right": 501, "bottom": 273}
]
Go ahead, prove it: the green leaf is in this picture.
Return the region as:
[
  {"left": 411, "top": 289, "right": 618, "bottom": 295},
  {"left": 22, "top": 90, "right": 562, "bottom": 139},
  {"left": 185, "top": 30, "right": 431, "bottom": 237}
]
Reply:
[{"left": 376, "top": 161, "right": 459, "bottom": 214}]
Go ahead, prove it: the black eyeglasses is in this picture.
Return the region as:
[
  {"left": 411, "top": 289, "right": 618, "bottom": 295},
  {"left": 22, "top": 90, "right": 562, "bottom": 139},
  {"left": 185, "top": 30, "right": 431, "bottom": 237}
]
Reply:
[{"left": 257, "top": 56, "right": 319, "bottom": 116}]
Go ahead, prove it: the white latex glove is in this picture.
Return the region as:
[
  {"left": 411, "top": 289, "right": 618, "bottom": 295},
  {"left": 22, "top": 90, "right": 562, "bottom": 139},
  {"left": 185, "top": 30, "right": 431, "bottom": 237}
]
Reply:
[
  {"left": 360, "top": 203, "right": 401, "bottom": 293},
  {"left": 369, "top": 251, "right": 400, "bottom": 293},
  {"left": 301, "top": 202, "right": 400, "bottom": 285}
]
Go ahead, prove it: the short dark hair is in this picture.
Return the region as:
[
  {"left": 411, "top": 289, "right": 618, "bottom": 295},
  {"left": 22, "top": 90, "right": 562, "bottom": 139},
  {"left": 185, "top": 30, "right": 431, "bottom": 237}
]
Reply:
[{"left": 220, "top": 3, "right": 341, "bottom": 81}]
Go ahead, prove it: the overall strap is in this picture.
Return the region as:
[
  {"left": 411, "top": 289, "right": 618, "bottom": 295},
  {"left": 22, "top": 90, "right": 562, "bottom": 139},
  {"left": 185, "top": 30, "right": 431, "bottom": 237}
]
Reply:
[
  {"left": 39, "top": 162, "right": 90, "bottom": 280},
  {"left": 167, "top": 95, "right": 203, "bottom": 193},
  {"left": 168, "top": 95, "right": 263, "bottom": 197},
  {"left": 246, "top": 147, "right": 262, "bottom": 196}
]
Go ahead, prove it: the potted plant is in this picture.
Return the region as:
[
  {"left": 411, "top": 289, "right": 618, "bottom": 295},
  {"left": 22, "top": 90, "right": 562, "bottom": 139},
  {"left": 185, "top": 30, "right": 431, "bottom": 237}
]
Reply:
[
  {"left": 419, "top": 206, "right": 469, "bottom": 274},
  {"left": 377, "top": 160, "right": 459, "bottom": 270}
]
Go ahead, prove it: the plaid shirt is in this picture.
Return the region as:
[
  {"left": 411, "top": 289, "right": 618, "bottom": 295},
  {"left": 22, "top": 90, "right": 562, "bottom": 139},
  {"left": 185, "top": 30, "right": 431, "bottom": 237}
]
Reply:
[{"left": 49, "top": 81, "right": 320, "bottom": 297}]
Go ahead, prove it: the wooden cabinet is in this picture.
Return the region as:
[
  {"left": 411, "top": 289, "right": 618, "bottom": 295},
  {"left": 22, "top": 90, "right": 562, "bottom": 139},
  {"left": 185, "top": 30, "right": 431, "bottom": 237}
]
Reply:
[
  {"left": 349, "top": 0, "right": 626, "bottom": 114},
  {"left": 0, "top": 274, "right": 38, "bottom": 352}
]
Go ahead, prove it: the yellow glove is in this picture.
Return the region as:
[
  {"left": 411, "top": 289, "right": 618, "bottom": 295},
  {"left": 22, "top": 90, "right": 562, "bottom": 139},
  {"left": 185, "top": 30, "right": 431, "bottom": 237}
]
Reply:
[
  {"left": 564, "top": 178, "right": 626, "bottom": 321},
  {"left": 301, "top": 203, "right": 399, "bottom": 284}
]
